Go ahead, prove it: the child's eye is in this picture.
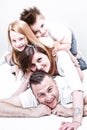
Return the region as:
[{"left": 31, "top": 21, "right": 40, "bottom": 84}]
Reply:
[
  {"left": 48, "top": 87, "right": 53, "bottom": 93},
  {"left": 19, "top": 37, "right": 24, "bottom": 41},
  {"left": 41, "top": 24, "right": 44, "bottom": 28},
  {"left": 11, "top": 39, "right": 16, "bottom": 43}
]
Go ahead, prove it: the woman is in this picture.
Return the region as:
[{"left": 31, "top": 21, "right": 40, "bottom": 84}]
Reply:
[{"left": 17, "top": 43, "right": 84, "bottom": 130}]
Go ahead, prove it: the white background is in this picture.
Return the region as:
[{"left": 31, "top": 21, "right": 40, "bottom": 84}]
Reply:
[
  {"left": 0, "top": 0, "right": 87, "bottom": 61},
  {"left": 0, "top": 1, "right": 87, "bottom": 129}
]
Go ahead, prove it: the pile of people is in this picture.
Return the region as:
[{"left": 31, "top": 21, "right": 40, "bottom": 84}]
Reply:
[{"left": 0, "top": 6, "right": 87, "bottom": 130}]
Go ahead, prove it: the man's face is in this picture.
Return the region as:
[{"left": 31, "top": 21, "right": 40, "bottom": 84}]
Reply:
[
  {"left": 31, "top": 76, "right": 59, "bottom": 109},
  {"left": 30, "top": 15, "right": 49, "bottom": 38}
]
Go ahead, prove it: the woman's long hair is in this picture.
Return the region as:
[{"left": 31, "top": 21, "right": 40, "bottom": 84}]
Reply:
[{"left": 8, "top": 20, "right": 56, "bottom": 75}]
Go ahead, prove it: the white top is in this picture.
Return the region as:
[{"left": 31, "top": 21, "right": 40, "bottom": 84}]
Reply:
[
  {"left": 0, "top": 63, "right": 23, "bottom": 99},
  {"left": 39, "top": 23, "right": 72, "bottom": 48}
]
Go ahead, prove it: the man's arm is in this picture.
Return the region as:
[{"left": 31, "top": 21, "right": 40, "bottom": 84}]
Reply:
[{"left": 0, "top": 96, "right": 51, "bottom": 117}]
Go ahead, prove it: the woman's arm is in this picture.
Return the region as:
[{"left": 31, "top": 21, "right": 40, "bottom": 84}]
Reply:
[{"left": 11, "top": 71, "right": 32, "bottom": 97}]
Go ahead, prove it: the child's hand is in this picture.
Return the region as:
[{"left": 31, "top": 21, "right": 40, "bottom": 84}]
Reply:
[{"left": 52, "top": 41, "right": 60, "bottom": 56}]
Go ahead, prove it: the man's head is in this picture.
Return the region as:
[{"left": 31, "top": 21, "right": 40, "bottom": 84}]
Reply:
[
  {"left": 20, "top": 6, "right": 49, "bottom": 38},
  {"left": 30, "top": 70, "right": 59, "bottom": 109}
]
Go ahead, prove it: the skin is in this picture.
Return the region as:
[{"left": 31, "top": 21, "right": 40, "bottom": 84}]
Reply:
[
  {"left": 31, "top": 76, "right": 59, "bottom": 109},
  {"left": 30, "top": 15, "right": 49, "bottom": 38},
  {"left": 10, "top": 31, "right": 28, "bottom": 51},
  {"left": 31, "top": 51, "right": 51, "bottom": 73}
]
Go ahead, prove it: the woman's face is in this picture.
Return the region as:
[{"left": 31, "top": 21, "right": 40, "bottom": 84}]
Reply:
[
  {"left": 31, "top": 51, "right": 51, "bottom": 73},
  {"left": 10, "top": 31, "right": 28, "bottom": 51}
]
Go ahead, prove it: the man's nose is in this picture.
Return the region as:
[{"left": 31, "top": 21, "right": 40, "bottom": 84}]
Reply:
[{"left": 46, "top": 94, "right": 52, "bottom": 102}]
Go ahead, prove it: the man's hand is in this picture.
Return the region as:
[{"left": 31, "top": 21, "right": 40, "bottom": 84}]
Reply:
[
  {"left": 52, "top": 104, "right": 72, "bottom": 117},
  {"left": 31, "top": 104, "right": 51, "bottom": 117}
]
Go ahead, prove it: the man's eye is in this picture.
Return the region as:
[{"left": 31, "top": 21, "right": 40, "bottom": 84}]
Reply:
[
  {"left": 48, "top": 87, "right": 52, "bottom": 93},
  {"left": 38, "top": 93, "right": 45, "bottom": 98}
]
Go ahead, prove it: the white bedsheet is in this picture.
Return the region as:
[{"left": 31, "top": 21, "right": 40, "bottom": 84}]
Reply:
[{"left": 0, "top": 116, "right": 87, "bottom": 130}]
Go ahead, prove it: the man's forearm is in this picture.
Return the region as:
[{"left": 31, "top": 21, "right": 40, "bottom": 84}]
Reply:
[
  {"left": 0, "top": 101, "right": 34, "bottom": 117},
  {"left": 0, "top": 102, "right": 51, "bottom": 117}
]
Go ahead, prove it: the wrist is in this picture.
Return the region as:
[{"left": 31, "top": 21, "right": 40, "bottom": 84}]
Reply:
[{"left": 73, "top": 121, "right": 81, "bottom": 126}]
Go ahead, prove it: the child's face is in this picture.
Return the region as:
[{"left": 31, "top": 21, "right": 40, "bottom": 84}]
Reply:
[
  {"left": 10, "top": 31, "right": 28, "bottom": 51},
  {"left": 30, "top": 15, "right": 49, "bottom": 38},
  {"left": 32, "top": 76, "right": 59, "bottom": 109}
]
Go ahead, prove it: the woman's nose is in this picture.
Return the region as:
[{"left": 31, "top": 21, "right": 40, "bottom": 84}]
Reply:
[{"left": 36, "top": 64, "right": 42, "bottom": 70}]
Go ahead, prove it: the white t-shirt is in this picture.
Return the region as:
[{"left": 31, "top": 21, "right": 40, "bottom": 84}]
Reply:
[
  {"left": 0, "top": 63, "right": 23, "bottom": 99},
  {"left": 39, "top": 23, "right": 72, "bottom": 48}
]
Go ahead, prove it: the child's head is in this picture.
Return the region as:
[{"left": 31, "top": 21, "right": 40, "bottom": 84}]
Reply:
[
  {"left": 30, "top": 70, "right": 59, "bottom": 109},
  {"left": 20, "top": 6, "right": 49, "bottom": 38},
  {"left": 8, "top": 20, "right": 31, "bottom": 51}
]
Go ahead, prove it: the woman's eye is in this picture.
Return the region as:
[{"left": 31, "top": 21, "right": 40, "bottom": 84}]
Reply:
[
  {"left": 30, "top": 64, "right": 36, "bottom": 71},
  {"left": 38, "top": 58, "right": 42, "bottom": 62}
]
